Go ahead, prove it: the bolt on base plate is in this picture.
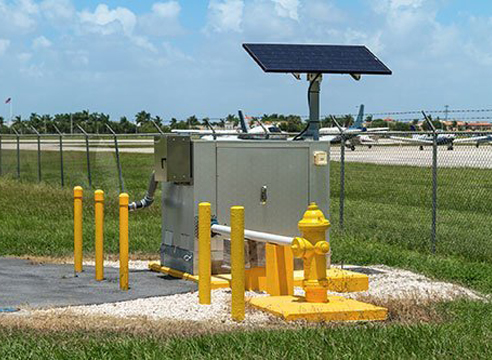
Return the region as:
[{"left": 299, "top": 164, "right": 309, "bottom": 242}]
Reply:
[{"left": 248, "top": 295, "right": 388, "bottom": 322}]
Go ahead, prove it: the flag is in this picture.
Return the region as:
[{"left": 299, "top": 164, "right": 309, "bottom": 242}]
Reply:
[{"left": 5, "top": 97, "right": 11, "bottom": 104}]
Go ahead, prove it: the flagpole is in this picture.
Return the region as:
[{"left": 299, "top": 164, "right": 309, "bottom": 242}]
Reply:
[{"left": 9, "top": 99, "right": 12, "bottom": 127}]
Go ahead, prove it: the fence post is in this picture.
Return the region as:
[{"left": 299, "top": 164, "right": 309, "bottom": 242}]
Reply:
[
  {"left": 31, "top": 126, "right": 41, "bottom": 183},
  {"left": 74, "top": 186, "right": 83, "bottom": 273},
  {"left": 77, "top": 124, "right": 92, "bottom": 188},
  {"left": 12, "top": 128, "right": 20, "bottom": 179},
  {"left": 95, "top": 190, "right": 104, "bottom": 281},
  {"left": 105, "top": 124, "right": 125, "bottom": 193},
  {"left": 339, "top": 135, "right": 346, "bottom": 230},
  {"left": 231, "top": 205, "right": 245, "bottom": 322},
  {"left": 53, "top": 125, "right": 64, "bottom": 188},
  {"left": 119, "top": 193, "right": 129, "bottom": 290},
  {"left": 198, "top": 202, "right": 212, "bottom": 305},
  {"left": 0, "top": 134, "right": 2, "bottom": 176},
  {"left": 431, "top": 132, "right": 438, "bottom": 254}
]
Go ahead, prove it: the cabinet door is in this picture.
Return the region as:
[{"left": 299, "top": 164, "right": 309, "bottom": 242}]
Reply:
[{"left": 216, "top": 147, "right": 309, "bottom": 237}]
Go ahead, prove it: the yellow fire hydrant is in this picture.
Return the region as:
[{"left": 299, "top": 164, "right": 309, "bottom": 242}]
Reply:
[{"left": 291, "top": 202, "right": 330, "bottom": 303}]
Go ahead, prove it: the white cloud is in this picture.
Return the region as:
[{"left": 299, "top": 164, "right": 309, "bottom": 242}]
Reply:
[
  {"left": 272, "top": 0, "right": 299, "bottom": 21},
  {"left": 32, "top": 35, "right": 52, "bottom": 49},
  {"left": 0, "top": 38, "right": 10, "bottom": 55},
  {"left": 40, "top": 0, "right": 75, "bottom": 22},
  {"left": 207, "top": 0, "right": 244, "bottom": 33},
  {"left": 152, "top": 1, "right": 181, "bottom": 18},
  {"left": 138, "top": 1, "right": 184, "bottom": 37},
  {"left": 79, "top": 4, "right": 136, "bottom": 36}
]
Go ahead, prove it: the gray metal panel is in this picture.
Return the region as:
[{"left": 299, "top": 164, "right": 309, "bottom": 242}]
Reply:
[
  {"left": 154, "top": 135, "right": 192, "bottom": 183},
  {"left": 154, "top": 136, "right": 167, "bottom": 182},
  {"left": 216, "top": 145, "right": 310, "bottom": 238},
  {"left": 160, "top": 182, "right": 195, "bottom": 273},
  {"left": 167, "top": 136, "right": 192, "bottom": 183}
]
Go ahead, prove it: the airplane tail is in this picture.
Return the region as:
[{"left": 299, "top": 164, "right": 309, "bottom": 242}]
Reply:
[
  {"left": 353, "top": 104, "right": 365, "bottom": 129},
  {"left": 238, "top": 110, "right": 249, "bottom": 133}
]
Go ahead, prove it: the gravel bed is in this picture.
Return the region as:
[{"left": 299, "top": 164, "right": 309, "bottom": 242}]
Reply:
[{"left": 35, "top": 265, "right": 485, "bottom": 324}]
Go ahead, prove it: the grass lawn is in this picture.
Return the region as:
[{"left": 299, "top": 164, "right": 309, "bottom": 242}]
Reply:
[
  {"left": 0, "top": 148, "right": 491, "bottom": 358},
  {"left": 0, "top": 301, "right": 491, "bottom": 359}
]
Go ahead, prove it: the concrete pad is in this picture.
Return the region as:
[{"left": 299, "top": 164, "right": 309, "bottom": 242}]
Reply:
[
  {"left": 249, "top": 295, "right": 388, "bottom": 322},
  {"left": 0, "top": 258, "right": 197, "bottom": 309}
]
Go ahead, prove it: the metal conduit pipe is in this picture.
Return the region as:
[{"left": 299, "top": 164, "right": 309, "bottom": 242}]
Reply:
[
  {"left": 211, "top": 224, "right": 293, "bottom": 246},
  {"left": 129, "top": 171, "right": 158, "bottom": 211}
]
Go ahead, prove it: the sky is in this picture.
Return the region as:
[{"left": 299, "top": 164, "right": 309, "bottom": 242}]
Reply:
[{"left": 1, "top": 0, "right": 492, "bottom": 121}]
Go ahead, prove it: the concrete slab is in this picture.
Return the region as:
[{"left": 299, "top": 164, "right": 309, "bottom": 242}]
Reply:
[{"left": 0, "top": 258, "right": 197, "bottom": 309}]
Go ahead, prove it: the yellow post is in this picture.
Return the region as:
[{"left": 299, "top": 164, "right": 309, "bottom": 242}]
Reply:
[
  {"left": 231, "top": 206, "right": 245, "bottom": 322},
  {"left": 119, "top": 193, "right": 129, "bottom": 290},
  {"left": 94, "top": 190, "right": 104, "bottom": 281},
  {"left": 292, "top": 202, "right": 331, "bottom": 303},
  {"left": 198, "top": 202, "right": 212, "bottom": 305},
  {"left": 73, "top": 186, "right": 83, "bottom": 273},
  {"left": 265, "top": 243, "right": 294, "bottom": 296}
]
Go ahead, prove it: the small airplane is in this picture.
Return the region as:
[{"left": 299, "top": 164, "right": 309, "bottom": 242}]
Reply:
[
  {"left": 389, "top": 111, "right": 491, "bottom": 150},
  {"left": 172, "top": 111, "right": 288, "bottom": 141},
  {"left": 319, "top": 104, "right": 388, "bottom": 150}
]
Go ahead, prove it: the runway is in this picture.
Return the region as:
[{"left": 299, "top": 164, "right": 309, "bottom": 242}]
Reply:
[
  {"left": 1, "top": 139, "right": 492, "bottom": 168},
  {"left": 330, "top": 144, "right": 492, "bottom": 169}
]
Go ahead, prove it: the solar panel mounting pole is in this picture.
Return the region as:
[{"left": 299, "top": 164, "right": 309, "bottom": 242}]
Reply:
[{"left": 304, "top": 73, "right": 322, "bottom": 141}]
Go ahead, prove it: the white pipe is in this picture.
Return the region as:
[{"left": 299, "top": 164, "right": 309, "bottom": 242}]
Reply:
[{"left": 211, "top": 224, "right": 293, "bottom": 246}]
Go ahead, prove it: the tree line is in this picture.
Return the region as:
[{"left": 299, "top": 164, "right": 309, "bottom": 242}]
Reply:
[{"left": 0, "top": 110, "right": 445, "bottom": 135}]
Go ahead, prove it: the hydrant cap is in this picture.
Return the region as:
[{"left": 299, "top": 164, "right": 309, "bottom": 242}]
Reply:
[{"left": 298, "top": 202, "right": 330, "bottom": 230}]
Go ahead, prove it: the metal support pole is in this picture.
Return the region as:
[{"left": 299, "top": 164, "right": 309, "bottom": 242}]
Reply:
[
  {"left": 198, "top": 202, "right": 212, "bottom": 305},
  {"left": 74, "top": 186, "right": 83, "bottom": 273},
  {"left": 77, "top": 125, "right": 92, "bottom": 188},
  {"left": 431, "top": 133, "right": 438, "bottom": 254},
  {"left": 119, "top": 193, "right": 129, "bottom": 290},
  {"left": 0, "top": 135, "right": 2, "bottom": 176},
  {"left": 95, "top": 190, "right": 104, "bottom": 281},
  {"left": 16, "top": 134, "right": 20, "bottom": 179},
  {"left": 231, "top": 206, "right": 245, "bottom": 322},
  {"left": 105, "top": 124, "right": 124, "bottom": 193},
  {"left": 303, "top": 73, "right": 322, "bottom": 140},
  {"left": 31, "top": 126, "right": 41, "bottom": 183},
  {"left": 339, "top": 135, "right": 346, "bottom": 230},
  {"left": 53, "top": 125, "right": 64, "bottom": 188}
]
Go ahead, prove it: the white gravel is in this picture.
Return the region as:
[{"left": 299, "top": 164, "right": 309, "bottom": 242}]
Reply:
[{"left": 36, "top": 264, "right": 485, "bottom": 324}]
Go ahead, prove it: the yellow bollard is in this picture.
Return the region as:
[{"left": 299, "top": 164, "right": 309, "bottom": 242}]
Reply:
[
  {"left": 94, "top": 190, "right": 104, "bottom": 281},
  {"left": 73, "top": 186, "right": 83, "bottom": 273},
  {"left": 119, "top": 193, "right": 129, "bottom": 291},
  {"left": 198, "top": 202, "right": 212, "bottom": 305},
  {"left": 231, "top": 206, "right": 245, "bottom": 322}
]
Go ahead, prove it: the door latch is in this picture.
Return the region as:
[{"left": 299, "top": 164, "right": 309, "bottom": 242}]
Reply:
[{"left": 260, "top": 185, "right": 268, "bottom": 205}]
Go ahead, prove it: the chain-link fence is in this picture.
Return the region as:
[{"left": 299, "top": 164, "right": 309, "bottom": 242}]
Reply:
[
  {"left": 1, "top": 130, "right": 492, "bottom": 262},
  {"left": 330, "top": 131, "right": 492, "bottom": 263}
]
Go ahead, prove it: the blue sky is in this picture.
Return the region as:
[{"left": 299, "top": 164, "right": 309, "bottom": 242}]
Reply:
[{"left": 1, "top": 0, "right": 492, "bottom": 121}]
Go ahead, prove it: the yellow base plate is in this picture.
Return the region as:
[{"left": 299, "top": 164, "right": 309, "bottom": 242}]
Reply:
[
  {"left": 148, "top": 262, "right": 369, "bottom": 292},
  {"left": 249, "top": 295, "right": 388, "bottom": 322}
]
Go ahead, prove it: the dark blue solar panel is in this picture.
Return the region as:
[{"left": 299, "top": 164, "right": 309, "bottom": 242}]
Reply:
[{"left": 243, "top": 43, "right": 391, "bottom": 75}]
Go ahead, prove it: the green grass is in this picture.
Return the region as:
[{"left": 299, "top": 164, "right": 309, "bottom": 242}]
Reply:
[
  {"left": 1, "top": 148, "right": 492, "bottom": 358},
  {"left": 0, "top": 301, "right": 491, "bottom": 359},
  {"left": 1, "top": 149, "right": 492, "bottom": 291}
]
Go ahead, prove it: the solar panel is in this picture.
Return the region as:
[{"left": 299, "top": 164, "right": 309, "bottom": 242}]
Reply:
[{"left": 243, "top": 43, "right": 392, "bottom": 75}]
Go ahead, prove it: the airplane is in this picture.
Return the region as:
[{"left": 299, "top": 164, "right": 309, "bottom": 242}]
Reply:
[
  {"left": 389, "top": 111, "right": 491, "bottom": 150},
  {"left": 172, "top": 111, "right": 288, "bottom": 141},
  {"left": 318, "top": 104, "right": 388, "bottom": 150}
]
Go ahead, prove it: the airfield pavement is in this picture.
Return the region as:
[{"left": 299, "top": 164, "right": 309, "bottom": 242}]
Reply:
[{"left": 2, "top": 139, "right": 492, "bottom": 168}]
